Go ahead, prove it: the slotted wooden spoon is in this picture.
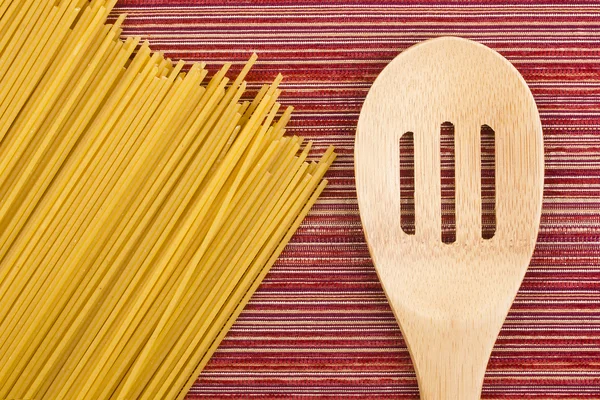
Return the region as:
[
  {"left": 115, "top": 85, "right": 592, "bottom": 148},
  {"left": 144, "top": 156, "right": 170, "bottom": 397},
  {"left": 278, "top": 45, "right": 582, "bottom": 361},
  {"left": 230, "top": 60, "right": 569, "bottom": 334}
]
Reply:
[{"left": 355, "top": 37, "right": 544, "bottom": 399}]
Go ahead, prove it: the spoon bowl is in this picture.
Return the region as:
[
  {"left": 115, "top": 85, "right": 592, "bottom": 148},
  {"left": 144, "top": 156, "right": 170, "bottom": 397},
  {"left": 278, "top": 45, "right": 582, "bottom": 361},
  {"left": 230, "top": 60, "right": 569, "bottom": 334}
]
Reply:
[{"left": 355, "top": 37, "right": 543, "bottom": 399}]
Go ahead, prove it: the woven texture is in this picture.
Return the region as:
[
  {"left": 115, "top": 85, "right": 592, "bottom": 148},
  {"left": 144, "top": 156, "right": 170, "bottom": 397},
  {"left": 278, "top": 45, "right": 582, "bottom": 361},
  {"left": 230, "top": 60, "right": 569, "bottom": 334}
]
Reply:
[{"left": 112, "top": 1, "right": 600, "bottom": 398}]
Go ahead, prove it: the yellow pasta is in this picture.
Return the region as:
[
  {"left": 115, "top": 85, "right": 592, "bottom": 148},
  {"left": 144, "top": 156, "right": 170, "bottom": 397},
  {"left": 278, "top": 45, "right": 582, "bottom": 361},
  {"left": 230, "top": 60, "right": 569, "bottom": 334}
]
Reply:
[
  {"left": 174, "top": 179, "right": 330, "bottom": 400},
  {"left": 0, "top": 1, "right": 335, "bottom": 399},
  {"left": 139, "top": 142, "right": 310, "bottom": 399},
  {"left": 49, "top": 89, "right": 239, "bottom": 398},
  {"left": 0, "top": 46, "right": 154, "bottom": 347},
  {"left": 128, "top": 133, "right": 295, "bottom": 396},
  {"left": 0, "top": 19, "right": 127, "bottom": 262}
]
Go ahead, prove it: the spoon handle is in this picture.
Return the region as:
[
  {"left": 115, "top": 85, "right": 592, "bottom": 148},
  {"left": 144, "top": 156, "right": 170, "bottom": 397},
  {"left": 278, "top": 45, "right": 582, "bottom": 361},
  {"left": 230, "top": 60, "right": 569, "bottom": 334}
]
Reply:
[{"left": 405, "top": 316, "right": 495, "bottom": 400}]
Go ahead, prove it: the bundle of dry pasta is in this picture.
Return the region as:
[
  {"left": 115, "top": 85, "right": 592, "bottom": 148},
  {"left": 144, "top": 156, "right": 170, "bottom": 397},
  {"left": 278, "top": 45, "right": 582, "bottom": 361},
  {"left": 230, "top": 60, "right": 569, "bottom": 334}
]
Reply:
[{"left": 0, "top": 0, "right": 334, "bottom": 399}]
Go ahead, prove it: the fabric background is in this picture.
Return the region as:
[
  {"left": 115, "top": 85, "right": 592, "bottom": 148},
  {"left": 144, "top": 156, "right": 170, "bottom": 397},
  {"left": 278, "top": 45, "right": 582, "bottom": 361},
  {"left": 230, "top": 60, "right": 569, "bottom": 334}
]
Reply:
[{"left": 112, "top": 1, "right": 600, "bottom": 398}]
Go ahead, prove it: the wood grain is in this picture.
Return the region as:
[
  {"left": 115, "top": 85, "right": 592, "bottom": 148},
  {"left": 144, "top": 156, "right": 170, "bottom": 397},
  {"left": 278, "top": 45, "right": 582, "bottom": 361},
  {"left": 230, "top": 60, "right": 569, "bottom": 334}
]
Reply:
[{"left": 355, "top": 36, "right": 544, "bottom": 400}]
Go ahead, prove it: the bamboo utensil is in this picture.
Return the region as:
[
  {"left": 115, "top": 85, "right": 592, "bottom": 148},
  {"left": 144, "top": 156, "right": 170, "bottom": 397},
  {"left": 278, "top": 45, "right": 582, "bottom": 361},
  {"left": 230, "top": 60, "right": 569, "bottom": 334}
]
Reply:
[{"left": 355, "top": 37, "right": 544, "bottom": 399}]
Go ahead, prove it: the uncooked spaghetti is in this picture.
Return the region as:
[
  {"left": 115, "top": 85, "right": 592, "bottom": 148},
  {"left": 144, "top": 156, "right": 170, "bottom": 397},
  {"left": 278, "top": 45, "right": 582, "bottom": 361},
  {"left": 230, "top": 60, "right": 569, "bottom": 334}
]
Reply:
[{"left": 0, "top": 1, "right": 335, "bottom": 399}]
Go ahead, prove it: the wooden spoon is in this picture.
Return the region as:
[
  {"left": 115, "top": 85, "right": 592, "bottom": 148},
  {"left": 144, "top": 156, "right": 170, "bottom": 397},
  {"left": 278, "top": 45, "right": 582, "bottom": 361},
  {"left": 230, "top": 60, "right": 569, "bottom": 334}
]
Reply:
[{"left": 355, "top": 36, "right": 543, "bottom": 399}]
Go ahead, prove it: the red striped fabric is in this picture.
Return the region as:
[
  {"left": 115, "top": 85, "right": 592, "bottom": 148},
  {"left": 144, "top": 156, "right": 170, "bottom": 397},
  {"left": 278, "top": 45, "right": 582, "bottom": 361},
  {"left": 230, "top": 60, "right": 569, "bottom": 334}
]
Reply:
[{"left": 112, "top": 1, "right": 600, "bottom": 398}]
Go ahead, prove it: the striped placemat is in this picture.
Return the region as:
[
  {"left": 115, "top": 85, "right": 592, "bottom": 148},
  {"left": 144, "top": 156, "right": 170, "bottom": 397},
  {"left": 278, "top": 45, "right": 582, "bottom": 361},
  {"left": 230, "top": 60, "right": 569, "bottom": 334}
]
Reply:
[{"left": 113, "top": 1, "right": 600, "bottom": 398}]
